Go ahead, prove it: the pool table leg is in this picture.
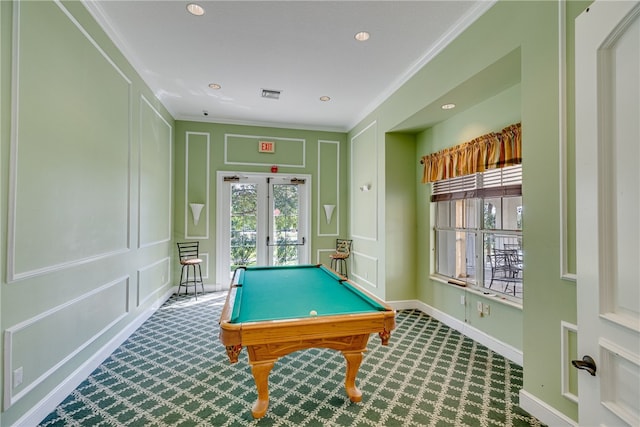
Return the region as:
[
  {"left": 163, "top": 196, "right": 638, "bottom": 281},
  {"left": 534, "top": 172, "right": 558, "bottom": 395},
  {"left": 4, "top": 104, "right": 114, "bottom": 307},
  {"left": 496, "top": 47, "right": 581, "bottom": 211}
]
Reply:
[
  {"left": 342, "top": 350, "right": 363, "bottom": 402},
  {"left": 250, "top": 359, "right": 275, "bottom": 418}
]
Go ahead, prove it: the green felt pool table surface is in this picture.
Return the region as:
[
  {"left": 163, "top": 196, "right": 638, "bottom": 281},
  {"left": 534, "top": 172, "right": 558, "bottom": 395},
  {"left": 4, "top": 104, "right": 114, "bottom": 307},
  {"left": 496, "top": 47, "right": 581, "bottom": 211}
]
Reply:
[{"left": 230, "top": 264, "right": 386, "bottom": 323}]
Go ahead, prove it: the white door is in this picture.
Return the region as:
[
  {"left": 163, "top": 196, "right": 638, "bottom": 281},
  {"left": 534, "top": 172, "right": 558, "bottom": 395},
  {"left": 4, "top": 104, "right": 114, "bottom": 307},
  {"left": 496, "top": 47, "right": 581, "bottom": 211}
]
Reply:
[
  {"left": 575, "top": 1, "right": 640, "bottom": 425},
  {"left": 216, "top": 172, "right": 310, "bottom": 285}
]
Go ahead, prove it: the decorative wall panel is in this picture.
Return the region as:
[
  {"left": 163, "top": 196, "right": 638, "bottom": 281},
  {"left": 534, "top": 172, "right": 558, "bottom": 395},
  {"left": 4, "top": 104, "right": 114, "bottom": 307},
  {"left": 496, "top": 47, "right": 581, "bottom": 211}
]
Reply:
[
  {"left": 137, "top": 257, "right": 170, "bottom": 307},
  {"left": 185, "top": 132, "right": 210, "bottom": 239},
  {"left": 350, "top": 122, "right": 378, "bottom": 241},
  {"left": 4, "top": 277, "right": 129, "bottom": 407},
  {"left": 351, "top": 251, "right": 378, "bottom": 289},
  {"left": 9, "top": 1, "right": 131, "bottom": 280},
  {"left": 139, "top": 96, "right": 172, "bottom": 247},
  {"left": 317, "top": 140, "right": 340, "bottom": 237}
]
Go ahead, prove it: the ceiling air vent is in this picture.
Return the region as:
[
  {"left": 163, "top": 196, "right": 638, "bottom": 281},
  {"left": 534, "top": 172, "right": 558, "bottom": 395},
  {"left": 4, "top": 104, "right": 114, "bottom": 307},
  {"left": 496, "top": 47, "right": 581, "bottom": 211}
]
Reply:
[{"left": 261, "top": 89, "right": 281, "bottom": 100}]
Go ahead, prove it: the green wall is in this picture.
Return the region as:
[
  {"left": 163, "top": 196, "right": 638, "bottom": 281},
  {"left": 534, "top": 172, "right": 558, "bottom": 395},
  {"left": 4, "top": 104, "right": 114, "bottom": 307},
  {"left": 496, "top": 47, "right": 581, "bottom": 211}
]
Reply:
[
  {"left": 348, "top": 1, "right": 583, "bottom": 422},
  {"left": 384, "top": 132, "right": 417, "bottom": 302},
  {"left": 173, "top": 121, "right": 348, "bottom": 284},
  {"left": 415, "top": 83, "right": 523, "bottom": 350},
  {"left": 1, "top": 1, "right": 174, "bottom": 424}
]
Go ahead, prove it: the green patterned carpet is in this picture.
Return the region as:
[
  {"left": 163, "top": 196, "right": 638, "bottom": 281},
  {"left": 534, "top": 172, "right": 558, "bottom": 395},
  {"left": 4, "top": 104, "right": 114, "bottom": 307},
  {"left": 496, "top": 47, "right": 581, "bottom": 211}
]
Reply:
[{"left": 39, "top": 292, "right": 544, "bottom": 426}]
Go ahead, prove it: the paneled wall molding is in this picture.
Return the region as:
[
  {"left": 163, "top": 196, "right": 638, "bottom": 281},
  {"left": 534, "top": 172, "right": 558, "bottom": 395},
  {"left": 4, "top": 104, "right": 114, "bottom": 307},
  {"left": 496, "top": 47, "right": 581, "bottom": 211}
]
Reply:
[
  {"left": 185, "top": 131, "right": 210, "bottom": 239},
  {"left": 224, "top": 133, "right": 306, "bottom": 167},
  {"left": 557, "top": 0, "right": 576, "bottom": 282},
  {"left": 351, "top": 234, "right": 378, "bottom": 242},
  {"left": 8, "top": 249, "right": 130, "bottom": 284},
  {"left": 560, "top": 321, "right": 578, "bottom": 403},
  {"left": 351, "top": 250, "right": 378, "bottom": 289},
  {"left": 197, "top": 253, "right": 210, "bottom": 281},
  {"left": 138, "top": 95, "right": 173, "bottom": 248},
  {"left": 8, "top": 0, "right": 133, "bottom": 282},
  {"left": 10, "top": 287, "right": 176, "bottom": 427},
  {"left": 136, "top": 257, "right": 171, "bottom": 308},
  {"left": 317, "top": 140, "right": 340, "bottom": 237},
  {"left": 316, "top": 249, "right": 335, "bottom": 265},
  {"left": 3, "top": 276, "right": 130, "bottom": 409},
  {"left": 350, "top": 121, "right": 378, "bottom": 242},
  {"left": 47, "top": 1, "right": 132, "bottom": 83}
]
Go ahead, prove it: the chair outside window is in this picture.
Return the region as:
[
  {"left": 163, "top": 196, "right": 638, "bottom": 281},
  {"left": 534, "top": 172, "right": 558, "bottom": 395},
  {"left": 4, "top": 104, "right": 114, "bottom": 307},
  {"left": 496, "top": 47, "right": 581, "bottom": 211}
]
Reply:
[
  {"left": 330, "top": 239, "right": 352, "bottom": 278},
  {"left": 177, "top": 242, "right": 204, "bottom": 299},
  {"left": 488, "top": 247, "right": 522, "bottom": 295}
]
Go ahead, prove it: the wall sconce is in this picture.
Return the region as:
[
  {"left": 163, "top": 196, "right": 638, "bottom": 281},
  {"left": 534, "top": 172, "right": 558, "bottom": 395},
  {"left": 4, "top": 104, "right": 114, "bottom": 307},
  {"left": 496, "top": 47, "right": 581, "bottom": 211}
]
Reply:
[
  {"left": 359, "top": 184, "right": 372, "bottom": 192},
  {"left": 323, "top": 204, "right": 336, "bottom": 224},
  {"left": 189, "top": 203, "right": 205, "bottom": 226}
]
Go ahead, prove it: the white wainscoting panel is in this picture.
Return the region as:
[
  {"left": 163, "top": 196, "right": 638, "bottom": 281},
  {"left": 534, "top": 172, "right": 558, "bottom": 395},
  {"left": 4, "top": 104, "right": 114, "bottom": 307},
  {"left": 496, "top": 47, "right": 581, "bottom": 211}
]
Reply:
[{"left": 3, "top": 277, "right": 130, "bottom": 409}]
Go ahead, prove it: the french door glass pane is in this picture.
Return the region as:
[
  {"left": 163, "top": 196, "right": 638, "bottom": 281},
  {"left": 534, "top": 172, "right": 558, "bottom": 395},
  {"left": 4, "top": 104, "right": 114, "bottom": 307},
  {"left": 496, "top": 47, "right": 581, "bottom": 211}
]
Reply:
[
  {"left": 230, "top": 183, "right": 257, "bottom": 272},
  {"left": 272, "top": 184, "right": 299, "bottom": 266}
]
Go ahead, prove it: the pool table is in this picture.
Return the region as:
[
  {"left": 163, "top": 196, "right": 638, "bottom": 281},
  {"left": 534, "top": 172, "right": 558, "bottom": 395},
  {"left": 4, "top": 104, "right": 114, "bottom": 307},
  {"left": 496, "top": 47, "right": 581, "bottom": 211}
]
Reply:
[{"left": 218, "top": 264, "right": 396, "bottom": 418}]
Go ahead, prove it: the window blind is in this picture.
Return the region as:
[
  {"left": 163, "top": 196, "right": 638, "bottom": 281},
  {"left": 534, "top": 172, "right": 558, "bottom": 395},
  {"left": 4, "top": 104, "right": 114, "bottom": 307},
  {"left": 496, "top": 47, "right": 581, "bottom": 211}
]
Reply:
[{"left": 431, "top": 165, "right": 521, "bottom": 202}]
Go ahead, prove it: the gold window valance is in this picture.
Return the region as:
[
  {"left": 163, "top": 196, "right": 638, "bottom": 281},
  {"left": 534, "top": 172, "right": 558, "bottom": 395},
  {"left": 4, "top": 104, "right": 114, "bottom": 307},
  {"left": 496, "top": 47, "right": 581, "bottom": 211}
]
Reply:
[{"left": 420, "top": 123, "right": 521, "bottom": 183}]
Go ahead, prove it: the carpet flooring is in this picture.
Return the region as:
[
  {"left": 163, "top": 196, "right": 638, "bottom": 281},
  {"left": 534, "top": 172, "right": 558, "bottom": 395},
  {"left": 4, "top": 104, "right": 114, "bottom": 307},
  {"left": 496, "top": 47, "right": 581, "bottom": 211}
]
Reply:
[{"left": 39, "top": 292, "right": 544, "bottom": 426}]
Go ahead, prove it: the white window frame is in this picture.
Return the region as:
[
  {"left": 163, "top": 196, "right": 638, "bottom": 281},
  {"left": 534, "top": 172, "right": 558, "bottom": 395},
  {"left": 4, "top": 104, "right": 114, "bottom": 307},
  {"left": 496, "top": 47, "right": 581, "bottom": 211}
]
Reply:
[{"left": 432, "top": 165, "right": 523, "bottom": 300}]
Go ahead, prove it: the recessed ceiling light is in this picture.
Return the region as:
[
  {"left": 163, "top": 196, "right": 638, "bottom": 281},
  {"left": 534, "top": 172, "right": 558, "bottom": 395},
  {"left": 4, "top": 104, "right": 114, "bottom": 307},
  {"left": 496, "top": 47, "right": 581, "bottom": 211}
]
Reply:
[
  {"left": 208, "top": 83, "right": 221, "bottom": 90},
  {"left": 441, "top": 103, "right": 456, "bottom": 110},
  {"left": 319, "top": 96, "right": 331, "bottom": 102},
  {"left": 186, "top": 3, "right": 205, "bottom": 16},
  {"left": 354, "top": 31, "right": 370, "bottom": 42}
]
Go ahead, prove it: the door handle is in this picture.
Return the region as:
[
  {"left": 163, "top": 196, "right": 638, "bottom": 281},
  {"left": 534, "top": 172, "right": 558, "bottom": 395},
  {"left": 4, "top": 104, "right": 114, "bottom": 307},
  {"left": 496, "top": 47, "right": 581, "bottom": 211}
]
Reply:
[{"left": 571, "top": 355, "right": 597, "bottom": 376}]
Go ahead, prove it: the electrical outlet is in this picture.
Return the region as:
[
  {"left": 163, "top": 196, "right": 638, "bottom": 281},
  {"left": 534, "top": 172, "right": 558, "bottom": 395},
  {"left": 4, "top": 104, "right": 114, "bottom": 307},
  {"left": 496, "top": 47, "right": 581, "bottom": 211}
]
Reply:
[
  {"left": 460, "top": 295, "right": 466, "bottom": 305},
  {"left": 13, "top": 367, "right": 23, "bottom": 388},
  {"left": 476, "top": 301, "right": 483, "bottom": 313},
  {"left": 483, "top": 304, "right": 491, "bottom": 316}
]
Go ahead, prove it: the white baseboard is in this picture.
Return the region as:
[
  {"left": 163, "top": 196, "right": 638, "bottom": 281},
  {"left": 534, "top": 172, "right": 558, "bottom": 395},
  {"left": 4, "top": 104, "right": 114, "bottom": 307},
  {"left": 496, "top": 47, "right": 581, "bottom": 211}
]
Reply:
[
  {"left": 519, "top": 390, "right": 577, "bottom": 427},
  {"left": 13, "top": 288, "right": 175, "bottom": 427},
  {"left": 388, "top": 299, "right": 523, "bottom": 365}
]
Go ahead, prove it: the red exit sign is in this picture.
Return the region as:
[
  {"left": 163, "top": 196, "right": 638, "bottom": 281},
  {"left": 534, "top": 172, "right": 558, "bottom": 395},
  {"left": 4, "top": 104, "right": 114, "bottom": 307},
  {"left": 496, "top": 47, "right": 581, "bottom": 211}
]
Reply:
[{"left": 258, "top": 141, "right": 275, "bottom": 153}]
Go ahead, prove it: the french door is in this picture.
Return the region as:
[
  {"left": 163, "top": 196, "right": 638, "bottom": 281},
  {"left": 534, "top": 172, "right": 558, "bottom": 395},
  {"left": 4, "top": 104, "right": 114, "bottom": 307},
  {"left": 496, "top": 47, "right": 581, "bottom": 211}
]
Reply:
[
  {"left": 216, "top": 172, "right": 310, "bottom": 284},
  {"left": 575, "top": 1, "right": 640, "bottom": 425}
]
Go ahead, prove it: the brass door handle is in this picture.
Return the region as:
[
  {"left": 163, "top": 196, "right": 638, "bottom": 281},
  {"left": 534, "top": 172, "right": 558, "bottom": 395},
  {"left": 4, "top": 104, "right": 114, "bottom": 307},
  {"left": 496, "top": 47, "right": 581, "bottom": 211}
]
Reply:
[{"left": 571, "top": 355, "right": 597, "bottom": 376}]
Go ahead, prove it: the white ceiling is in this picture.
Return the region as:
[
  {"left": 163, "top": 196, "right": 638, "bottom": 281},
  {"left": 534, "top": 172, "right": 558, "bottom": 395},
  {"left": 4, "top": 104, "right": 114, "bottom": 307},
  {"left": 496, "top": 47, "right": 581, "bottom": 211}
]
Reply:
[{"left": 85, "top": 1, "right": 494, "bottom": 132}]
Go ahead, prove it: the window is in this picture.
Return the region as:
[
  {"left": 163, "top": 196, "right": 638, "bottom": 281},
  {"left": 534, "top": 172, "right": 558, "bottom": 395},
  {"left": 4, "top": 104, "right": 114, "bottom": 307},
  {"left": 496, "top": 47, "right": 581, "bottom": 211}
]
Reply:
[{"left": 433, "top": 165, "right": 523, "bottom": 299}]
